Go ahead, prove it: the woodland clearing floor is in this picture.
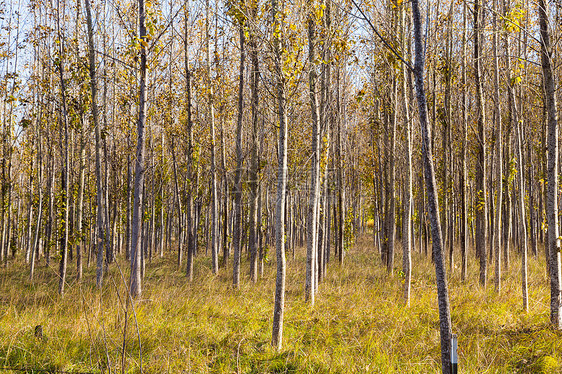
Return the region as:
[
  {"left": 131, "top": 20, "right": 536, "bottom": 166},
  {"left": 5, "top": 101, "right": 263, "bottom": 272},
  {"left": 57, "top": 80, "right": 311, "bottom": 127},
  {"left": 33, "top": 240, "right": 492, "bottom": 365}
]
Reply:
[{"left": 0, "top": 235, "right": 561, "bottom": 373}]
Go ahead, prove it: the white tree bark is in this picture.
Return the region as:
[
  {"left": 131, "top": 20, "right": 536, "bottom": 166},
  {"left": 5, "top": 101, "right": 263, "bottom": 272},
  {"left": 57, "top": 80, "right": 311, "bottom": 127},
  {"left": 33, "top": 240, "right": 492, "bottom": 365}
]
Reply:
[
  {"left": 130, "top": 0, "right": 148, "bottom": 298},
  {"left": 271, "top": 0, "right": 288, "bottom": 350},
  {"left": 305, "top": 0, "right": 321, "bottom": 304}
]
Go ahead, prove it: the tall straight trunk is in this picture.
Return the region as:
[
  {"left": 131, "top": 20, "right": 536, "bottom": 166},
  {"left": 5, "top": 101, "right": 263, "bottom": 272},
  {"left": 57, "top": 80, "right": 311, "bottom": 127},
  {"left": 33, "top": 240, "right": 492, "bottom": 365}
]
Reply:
[
  {"left": 101, "top": 14, "right": 112, "bottom": 269},
  {"left": 492, "top": 1, "right": 503, "bottom": 293},
  {"left": 401, "top": 3, "right": 412, "bottom": 305},
  {"left": 336, "top": 69, "right": 344, "bottom": 265},
  {"left": 460, "top": 0, "right": 468, "bottom": 281},
  {"left": 319, "top": 1, "right": 332, "bottom": 281},
  {"left": 56, "top": 0, "right": 70, "bottom": 295},
  {"left": 232, "top": 27, "right": 245, "bottom": 289},
  {"left": 386, "top": 78, "right": 397, "bottom": 274},
  {"left": 539, "top": 105, "right": 546, "bottom": 248},
  {"left": 220, "top": 122, "right": 229, "bottom": 268},
  {"left": 305, "top": 0, "right": 321, "bottom": 304},
  {"left": 443, "top": 1, "right": 454, "bottom": 273},
  {"left": 474, "top": 0, "right": 488, "bottom": 287},
  {"left": 271, "top": 0, "right": 288, "bottom": 350},
  {"left": 502, "top": 0, "right": 513, "bottom": 271},
  {"left": 219, "top": 86, "right": 229, "bottom": 267},
  {"left": 496, "top": 0, "right": 510, "bottom": 269},
  {"left": 411, "top": 1, "right": 452, "bottom": 372},
  {"left": 248, "top": 2, "right": 260, "bottom": 282},
  {"left": 184, "top": 3, "right": 195, "bottom": 281},
  {"left": 0, "top": 0, "right": 19, "bottom": 266},
  {"left": 381, "top": 101, "right": 389, "bottom": 264},
  {"left": 206, "top": 0, "right": 219, "bottom": 275},
  {"left": 130, "top": 0, "right": 148, "bottom": 298},
  {"left": 85, "top": 0, "right": 106, "bottom": 289},
  {"left": 504, "top": 0, "right": 528, "bottom": 309},
  {"left": 538, "top": 0, "right": 562, "bottom": 328}
]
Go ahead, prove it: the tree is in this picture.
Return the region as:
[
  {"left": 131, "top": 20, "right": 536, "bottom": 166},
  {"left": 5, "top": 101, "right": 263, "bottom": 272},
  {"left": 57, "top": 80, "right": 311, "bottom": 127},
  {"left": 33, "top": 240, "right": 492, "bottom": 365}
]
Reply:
[
  {"left": 184, "top": 2, "right": 195, "bottom": 282},
  {"left": 474, "top": 0, "right": 488, "bottom": 287},
  {"left": 248, "top": 0, "right": 261, "bottom": 282},
  {"left": 539, "top": 0, "right": 562, "bottom": 328},
  {"left": 55, "top": 0, "right": 70, "bottom": 295},
  {"left": 232, "top": 16, "right": 246, "bottom": 289},
  {"left": 271, "top": 0, "right": 288, "bottom": 350},
  {"left": 411, "top": 0, "right": 452, "bottom": 372},
  {"left": 305, "top": 0, "right": 321, "bottom": 305},
  {"left": 400, "top": 1, "right": 412, "bottom": 305},
  {"left": 460, "top": 0, "right": 469, "bottom": 282},
  {"left": 492, "top": 0, "right": 503, "bottom": 293},
  {"left": 130, "top": 0, "right": 148, "bottom": 298},
  {"left": 206, "top": 0, "right": 219, "bottom": 276},
  {"left": 84, "top": 0, "right": 106, "bottom": 289}
]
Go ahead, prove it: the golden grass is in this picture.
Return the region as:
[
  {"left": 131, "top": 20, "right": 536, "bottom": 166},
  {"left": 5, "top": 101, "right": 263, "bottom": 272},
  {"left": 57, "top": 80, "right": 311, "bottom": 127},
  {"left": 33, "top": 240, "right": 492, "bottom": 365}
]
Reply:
[{"left": 0, "top": 236, "right": 561, "bottom": 373}]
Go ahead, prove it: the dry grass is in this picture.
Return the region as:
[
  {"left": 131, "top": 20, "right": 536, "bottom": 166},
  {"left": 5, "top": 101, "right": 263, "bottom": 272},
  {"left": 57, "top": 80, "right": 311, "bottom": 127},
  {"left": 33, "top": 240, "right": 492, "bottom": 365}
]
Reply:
[{"left": 1, "top": 235, "right": 561, "bottom": 373}]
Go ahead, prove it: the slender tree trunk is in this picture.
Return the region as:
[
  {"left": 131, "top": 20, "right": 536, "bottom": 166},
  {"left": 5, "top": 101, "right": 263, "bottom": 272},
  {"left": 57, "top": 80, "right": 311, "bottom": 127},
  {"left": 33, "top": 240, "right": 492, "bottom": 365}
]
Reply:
[
  {"left": 184, "top": 3, "right": 195, "bottom": 281},
  {"left": 233, "top": 26, "right": 245, "bottom": 289},
  {"left": 492, "top": 1, "right": 503, "bottom": 293},
  {"left": 319, "top": 2, "right": 332, "bottom": 281},
  {"left": 386, "top": 78, "right": 397, "bottom": 274},
  {"left": 502, "top": 0, "right": 513, "bottom": 273},
  {"left": 538, "top": 0, "right": 562, "bottom": 328},
  {"left": 56, "top": 0, "right": 70, "bottom": 295},
  {"left": 443, "top": 1, "right": 454, "bottom": 274},
  {"left": 401, "top": 3, "right": 412, "bottom": 305},
  {"left": 205, "top": 0, "right": 219, "bottom": 275},
  {"left": 412, "top": 1, "right": 452, "bottom": 372},
  {"left": 271, "top": 0, "right": 288, "bottom": 350},
  {"left": 130, "top": 0, "right": 148, "bottom": 298},
  {"left": 85, "top": 0, "right": 106, "bottom": 289},
  {"left": 460, "top": 0, "right": 468, "bottom": 281},
  {"left": 248, "top": 2, "right": 260, "bottom": 282},
  {"left": 305, "top": 0, "right": 321, "bottom": 304},
  {"left": 336, "top": 69, "right": 344, "bottom": 265},
  {"left": 474, "top": 0, "right": 488, "bottom": 287}
]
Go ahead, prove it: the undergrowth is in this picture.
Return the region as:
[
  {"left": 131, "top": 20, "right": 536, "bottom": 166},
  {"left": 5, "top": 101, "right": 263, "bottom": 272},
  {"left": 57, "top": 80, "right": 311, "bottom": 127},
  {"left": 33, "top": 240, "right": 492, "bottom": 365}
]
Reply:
[{"left": 0, "top": 236, "right": 561, "bottom": 373}]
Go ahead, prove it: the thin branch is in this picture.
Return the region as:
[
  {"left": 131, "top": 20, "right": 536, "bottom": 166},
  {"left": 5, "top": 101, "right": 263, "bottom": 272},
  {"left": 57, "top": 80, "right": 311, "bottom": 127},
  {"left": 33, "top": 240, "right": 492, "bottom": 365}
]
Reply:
[{"left": 348, "top": 0, "right": 414, "bottom": 72}]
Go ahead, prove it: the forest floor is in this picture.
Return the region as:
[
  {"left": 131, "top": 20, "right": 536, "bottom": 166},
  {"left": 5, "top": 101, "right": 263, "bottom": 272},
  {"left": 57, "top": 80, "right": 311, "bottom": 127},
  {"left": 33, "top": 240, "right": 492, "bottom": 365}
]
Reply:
[{"left": 0, "top": 235, "right": 561, "bottom": 373}]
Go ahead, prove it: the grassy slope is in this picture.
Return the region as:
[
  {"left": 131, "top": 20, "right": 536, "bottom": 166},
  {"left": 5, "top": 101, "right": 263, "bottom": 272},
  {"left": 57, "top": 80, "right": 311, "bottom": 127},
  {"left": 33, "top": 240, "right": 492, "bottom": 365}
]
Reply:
[{"left": 0, "top": 236, "right": 561, "bottom": 373}]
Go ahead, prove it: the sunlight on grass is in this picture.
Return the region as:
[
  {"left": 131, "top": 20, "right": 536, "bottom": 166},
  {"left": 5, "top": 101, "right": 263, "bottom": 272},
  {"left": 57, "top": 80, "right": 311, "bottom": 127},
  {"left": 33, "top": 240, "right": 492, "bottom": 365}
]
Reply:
[{"left": 1, "top": 236, "right": 561, "bottom": 373}]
